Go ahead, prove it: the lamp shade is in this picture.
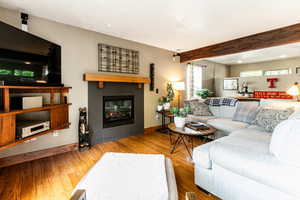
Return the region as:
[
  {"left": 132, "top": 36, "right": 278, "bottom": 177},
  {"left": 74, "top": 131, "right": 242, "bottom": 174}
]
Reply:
[
  {"left": 287, "top": 82, "right": 300, "bottom": 96},
  {"left": 173, "top": 82, "right": 185, "bottom": 91}
]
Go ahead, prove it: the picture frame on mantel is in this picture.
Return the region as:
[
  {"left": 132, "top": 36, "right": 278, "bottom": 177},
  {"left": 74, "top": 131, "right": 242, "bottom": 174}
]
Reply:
[{"left": 223, "top": 78, "right": 239, "bottom": 90}]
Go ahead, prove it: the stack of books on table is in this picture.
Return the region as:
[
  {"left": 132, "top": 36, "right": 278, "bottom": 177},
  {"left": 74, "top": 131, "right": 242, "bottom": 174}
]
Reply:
[{"left": 184, "top": 122, "right": 209, "bottom": 134}]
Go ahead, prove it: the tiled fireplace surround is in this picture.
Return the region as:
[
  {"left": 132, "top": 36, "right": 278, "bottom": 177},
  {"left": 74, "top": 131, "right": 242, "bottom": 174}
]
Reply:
[{"left": 88, "top": 82, "right": 144, "bottom": 145}]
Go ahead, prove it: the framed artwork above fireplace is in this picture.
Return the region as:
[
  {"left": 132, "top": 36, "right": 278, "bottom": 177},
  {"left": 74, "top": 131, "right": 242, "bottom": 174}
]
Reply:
[{"left": 98, "top": 43, "right": 139, "bottom": 74}]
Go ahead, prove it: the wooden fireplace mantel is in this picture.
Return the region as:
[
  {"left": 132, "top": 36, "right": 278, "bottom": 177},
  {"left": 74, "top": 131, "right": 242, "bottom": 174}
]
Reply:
[{"left": 83, "top": 73, "right": 150, "bottom": 88}]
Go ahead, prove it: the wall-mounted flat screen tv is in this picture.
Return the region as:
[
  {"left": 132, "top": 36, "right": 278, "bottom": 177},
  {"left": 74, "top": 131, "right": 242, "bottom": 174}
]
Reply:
[{"left": 0, "top": 20, "right": 62, "bottom": 86}]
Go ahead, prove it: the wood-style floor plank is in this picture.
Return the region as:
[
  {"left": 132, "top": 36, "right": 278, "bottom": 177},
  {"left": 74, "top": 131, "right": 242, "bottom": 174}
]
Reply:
[{"left": 0, "top": 131, "right": 219, "bottom": 200}]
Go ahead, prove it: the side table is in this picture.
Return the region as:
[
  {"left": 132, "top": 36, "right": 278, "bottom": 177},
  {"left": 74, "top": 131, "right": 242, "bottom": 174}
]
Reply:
[{"left": 156, "top": 110, "right": 174, "bottom": 133}]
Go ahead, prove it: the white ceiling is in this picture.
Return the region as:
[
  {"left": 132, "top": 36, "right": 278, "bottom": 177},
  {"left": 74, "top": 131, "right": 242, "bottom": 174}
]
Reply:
[
  {"left": 204, "top": 42, "right": 300, "bottom": 65},
  {"left": 1, "top": 0, "right": 300, "bottom": 52}
]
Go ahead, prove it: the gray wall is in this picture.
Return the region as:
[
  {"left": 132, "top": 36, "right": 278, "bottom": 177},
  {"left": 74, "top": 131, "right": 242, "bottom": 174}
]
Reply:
[{"left": 0, "top": 7, "right": 186, "bottom": 158}]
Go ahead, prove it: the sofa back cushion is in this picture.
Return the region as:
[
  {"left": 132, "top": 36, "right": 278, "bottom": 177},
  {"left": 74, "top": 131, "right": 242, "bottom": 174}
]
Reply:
[
  {"left": 232, "top": 101, "right": 259, "bottom": 123},
  {"left": 270, "top": 119, "right": 300, "bottom": 168},
  {"left": 260, "top": 99, "right": 300, "bottom": 115},
  {"left": 289, "top": 110, "right": 300, "bottom": 119},
  {"left": 189, "top": 100, "right": 212, "bottom": 116},
  {"left": 252, "top": 107, "right": 294, "bottom": 132},
  {"left": 209, "top": 106, "right": 237, "bottom": 119}
]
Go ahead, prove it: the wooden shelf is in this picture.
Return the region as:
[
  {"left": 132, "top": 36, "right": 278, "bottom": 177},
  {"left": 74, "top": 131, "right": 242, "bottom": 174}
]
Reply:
[
  {"left": 0, "top": 123, "right": 70, "bottom": 151},
  {"left": 234, "top": 97, "right": 261, "bottom": 101},
  {"left": 0, "top": 86, "right": 71, "bottom": 89},
  {"left": 0, "top": 85, "right": 72, "bottom": 152},
  {"left": 0, "top": 104, "right": 71, "bottom": 117},
  {"left": 0, "top": 86, "right": 72, "bottom": 93}
]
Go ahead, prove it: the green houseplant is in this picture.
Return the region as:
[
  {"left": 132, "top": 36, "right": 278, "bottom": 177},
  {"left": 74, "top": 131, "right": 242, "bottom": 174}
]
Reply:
[
  {"left": 196, "top": 89, "right": 213, "bottom": 99},
  {"left": 170, "top": 106, "right": 191, "bottom": 128},
  {"left": 157, "top": 97, "right": 164, "bottom": 111},
  {"left": 162, "top": 83, "right": 174, "bottom": 110},
  {"left": 166, "top": 83, "right": 174, "bottom": 102}
]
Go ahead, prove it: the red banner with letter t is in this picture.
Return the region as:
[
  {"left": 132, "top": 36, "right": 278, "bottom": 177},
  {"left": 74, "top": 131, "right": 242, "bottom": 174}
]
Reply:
[{"left": 254, "top": 91, "right": 293, "bottom": 99}]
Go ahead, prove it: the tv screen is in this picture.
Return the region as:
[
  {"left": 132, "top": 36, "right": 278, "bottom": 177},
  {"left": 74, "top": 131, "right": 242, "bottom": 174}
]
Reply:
[{"left": 0, "top": 20, "right": 62, "bottom": 86}]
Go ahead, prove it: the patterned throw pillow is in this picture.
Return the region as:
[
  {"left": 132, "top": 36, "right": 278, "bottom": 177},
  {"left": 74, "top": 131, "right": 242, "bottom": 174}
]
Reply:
[
  {"left": 233, "top": 102, "right": 259, "bottom": 124},
  {"left": 189, "top": 100, "right": 212, "bottom": 116},
  {"left": 252, "top": 107, "right": 294, "bottom": 132}
]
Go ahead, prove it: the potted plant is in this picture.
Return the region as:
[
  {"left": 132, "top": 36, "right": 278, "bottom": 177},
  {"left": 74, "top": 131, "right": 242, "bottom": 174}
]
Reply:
[
  {"left": 196, "top": 89, "right": 213, "bottom": 99},
  {"left": 161, "top": 83, "right": 174, "bottom": 110},
  {"left": 166, "top": 83, "right": 174, "bottom": 102},
  {"left": 157, "top": 97, "right": 164, "bottom": 111},
  {"left": 162, "top": 96, "right": 171, "bottom": 110},
  {"left": 170, "top": 106, "right": 190, "bottom": 128}
]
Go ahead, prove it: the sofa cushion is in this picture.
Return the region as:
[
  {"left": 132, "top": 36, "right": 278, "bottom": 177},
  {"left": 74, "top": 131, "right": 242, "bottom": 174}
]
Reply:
[
  {"left": 233, "top": 101, "right": 259, "bottom": 123},
  {"left": 252, "top": 107, "right": 294, "bottom": 132},
  {"left": 193, "top": 128, "right": 270, "bottom": 168},
  {"left": 207, "top": 118, "right": 248, "bottom": 134},
  {"left": 187, "top": 114, "right": 215, "bottom": 123},
  {"left": 270, "top": 119, "right": 300, "bottom": 167},
  {"left": 210, "top": 141, "right": 300, "bottom": 198},
  {"left": 288, "top": 110, "right": 300, "bottom": 119},
  {"left": 190, "top": 100, "right": 212, "bottom": 116},
  {"left": 260, "top": 99, "right": 300, "bottom": 111},
  {"left": 209, "top": 106, "right": 237, "bottom": 119}
]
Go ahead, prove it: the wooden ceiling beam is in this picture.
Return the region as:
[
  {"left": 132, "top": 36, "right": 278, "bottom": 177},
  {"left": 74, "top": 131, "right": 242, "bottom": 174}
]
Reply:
[{"left": 180, "top": 23, "right": 300, "bottom": 63}]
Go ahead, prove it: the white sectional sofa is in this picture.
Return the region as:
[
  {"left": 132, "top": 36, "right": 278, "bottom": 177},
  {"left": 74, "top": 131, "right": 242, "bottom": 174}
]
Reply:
[
  {"left": 188, "top": 100, "right": 258, "bottom": 138},
  {"left": 188, "top": 99, "right": 300, "bottom": 200}
]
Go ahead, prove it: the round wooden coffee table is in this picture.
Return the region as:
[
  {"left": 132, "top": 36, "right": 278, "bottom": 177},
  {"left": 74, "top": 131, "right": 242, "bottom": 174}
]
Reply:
[{"left": 168, "top": 123, "right": 216, "bottom": 159}]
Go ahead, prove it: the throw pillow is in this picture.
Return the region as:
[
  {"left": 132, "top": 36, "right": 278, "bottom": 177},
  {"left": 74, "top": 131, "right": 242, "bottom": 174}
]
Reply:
[
  {"left": 252, "top": 107, "right": 294, "bottom": 132},
  {"left": 288, "top": 110, "right": 300, "bottom": 120},
  {"left": 270, "top": 119, "right": 300, "bottom": 167},
  {"left": 189, "top": 100, "right": 212, "bottom": 116},
  {"left": 232, "top": 102, "right": 259, "bottom": 123}
]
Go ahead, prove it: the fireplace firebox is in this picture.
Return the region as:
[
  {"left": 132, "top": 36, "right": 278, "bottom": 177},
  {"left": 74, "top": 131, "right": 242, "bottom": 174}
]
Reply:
[{"left": 103, "top": 96, "right": 134, "bottom": 128}]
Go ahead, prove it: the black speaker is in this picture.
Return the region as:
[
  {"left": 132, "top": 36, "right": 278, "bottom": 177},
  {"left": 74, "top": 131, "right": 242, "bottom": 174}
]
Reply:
[{"left": 149, "top": 63, "right": 155, "bottom": 91}]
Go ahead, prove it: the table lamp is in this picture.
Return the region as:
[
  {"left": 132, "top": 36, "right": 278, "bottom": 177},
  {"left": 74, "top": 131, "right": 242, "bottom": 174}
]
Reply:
[
  {"left": 287, "top": 82, "right": 300, "bottom": 101},
  {"left": 173, "top": 82, "right": 185, "bottom": 107}
]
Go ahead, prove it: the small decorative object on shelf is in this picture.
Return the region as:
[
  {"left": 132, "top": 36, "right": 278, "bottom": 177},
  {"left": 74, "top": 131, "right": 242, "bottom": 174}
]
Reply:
[
  {"left": 78, "top": 107, "right": 91, "bottom": 151},
  {"left": 238, "top": 81, "right": 253, "bottom": 97},
  {"left": 267, "top": 78, "right": 278, "bottom": 88}
]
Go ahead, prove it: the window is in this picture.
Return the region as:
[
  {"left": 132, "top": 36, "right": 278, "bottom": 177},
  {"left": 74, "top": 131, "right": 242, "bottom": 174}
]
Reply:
[
  {"left": 240, "top": 70, "right": 263, "bottom": 77},
  {"left": 264, "top": 69, "right": 290, "bottom": 76},
  {"left": 186, "top": 64, "right": 203, "bottom": 99},
  {"left": 240, "top": 69, "right": 291, "bottom": 77}
]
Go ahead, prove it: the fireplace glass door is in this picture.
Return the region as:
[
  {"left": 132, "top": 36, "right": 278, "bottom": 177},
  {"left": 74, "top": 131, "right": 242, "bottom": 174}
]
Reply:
[{"left": 103, "top": 96, "right": 134, "bottom": 128}]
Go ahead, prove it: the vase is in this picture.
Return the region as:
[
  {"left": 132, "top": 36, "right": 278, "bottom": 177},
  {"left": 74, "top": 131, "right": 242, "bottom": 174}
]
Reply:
[
  {"left": 163, "top": 102, "right": 170, "bottom": 110},
  {"left": 174, "top": 117, "right": 186, "bottom": 128},
  {"left": 157, "top": 105, "right": 163, "bottom": 111}
]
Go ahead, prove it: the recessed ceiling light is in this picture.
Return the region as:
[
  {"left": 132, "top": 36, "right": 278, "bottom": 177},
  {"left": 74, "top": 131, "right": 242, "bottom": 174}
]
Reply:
[
  {"left": 279, "top": 54, "right": 287, "bottom": 58},
  {"left": 106, "top": 23, "right": 111, "bottom": 28},
  {"left": 237, "top": 60, "right": 243, "bottom": 64},
  {"left": 24, "top": 61, "right": 31, "bottom": 64}
]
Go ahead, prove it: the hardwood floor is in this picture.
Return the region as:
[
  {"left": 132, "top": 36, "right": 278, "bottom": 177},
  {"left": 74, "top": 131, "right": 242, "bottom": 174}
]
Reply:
[{"left": 0, "top": 131, "right": 219, "bottom": 200}]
